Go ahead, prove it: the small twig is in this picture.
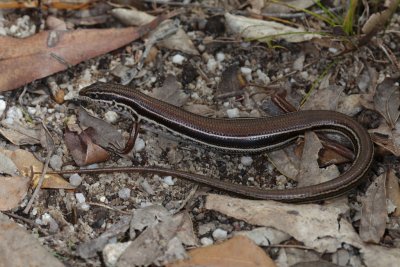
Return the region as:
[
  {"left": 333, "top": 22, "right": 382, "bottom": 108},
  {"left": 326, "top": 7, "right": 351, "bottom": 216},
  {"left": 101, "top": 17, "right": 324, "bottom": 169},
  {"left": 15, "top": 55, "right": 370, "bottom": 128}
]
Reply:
[
  {"left": 3, "top": 212, "right": 50, "bottom": 236},
  {"left": 259, "top": 6, "right": 344, "bottom": 19},
  {"left": 23, "top": 150, "right": 53, "bottom": 214},
  {"left": 378, "top": 40, "right": 400, "bottom": 73},
  {"left": 143, "top": 0, "right": 344, "bottom": 19},
  {"left": 267, "top": 244, "right": 313, "bottom": 250},
  {"left": 18, "top": 85, "right": 29, "bottom": 106},
  {"left": 86, "top": 202, "right": 133, "bottom": 215},
  {"left": 190, "top": 59, "right": 211, "bottom": 84},
  {"left": 173, "top": 184, "right": 199, "bottom": 215},
  {"left": 23, "top": 123, "right": 55, "bottom": 214},
  {"left": 50, "top": 52, "right": 72, "bottom": 68}
]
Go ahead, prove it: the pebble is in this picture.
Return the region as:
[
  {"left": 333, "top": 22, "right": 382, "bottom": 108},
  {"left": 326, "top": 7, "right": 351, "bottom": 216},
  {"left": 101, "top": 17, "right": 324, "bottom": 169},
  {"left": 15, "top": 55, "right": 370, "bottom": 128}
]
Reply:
[
  {"left": 198, "top": 223, "right": 215, "bottom": 235},
  {"left": 200, "top": 237, "right": 214, "bottom": 246},
  {"left": 240, "top": 156, "right": 253, "bottom": 166},
  {"left": 333, "top": 249, "right": 350, "bottom": 266},
  {"left": 163, "top": 176, "right": 175, "bottom": 186},
  {"left": 79, "top": 203, "right": 90, "bottom": 211},
  {"left": 41, "top": 213, "right": 59, "bottom": 233},
  {"left": 240, "top": 67, "right": 252, "bottom": 75},
  {"left": 256, "top": 70, "right": 270, "bottom": 84},
  {"left": 99, "top": 196, "right": 107, "bottom": 203},
  {"left": 75, "top": 193, "right": 86, "bottom": 204},
  {"left": 226, "top": 108, "right": 239, "bottom": 118},
  {"left": 329, "top": 47, "right": 338, "bottom": 54},
  {"left": 293, "top": 54, "right": 305, "bottom": 71},
  {"left": 141, "top": 179, "right": 155, "bottom": 195},
  {"left": 42, "top": 213, "right": 52, "bottom": 224},
  {"left": 118, "top": 188, "right": 131, "bottom": 200},
  {"left": 300, "top": 71, "right": 309, "bottom": 80},
  {"left": 206, "top": 58, "right": 217, "bottom": 72},
  {"left": 103, "top": 242, "right": 132, "bottom": 267},
  {"left": 212, "top": 228, "right": 228, "bottom": 240},
  {"left": 27, "top": 106, "right": 36, "bottom": 115},
  {"left": 172, "top": 54, "right": 186, "bottom": 65},
  {"left": 134, "top": 138, "right": 145, "bottom": 152},
  {"left": 49, "top": 154, "right": 63, "bottom": 170},
  {"left": 0, "top": 100, "right": 6, "bottom": 117},
  {"left": 69, "top": 173, "right": 83, "bottom": 186},
  {"left": 198, "top": 44, "right": 205, "bottom": 52},
  {"left": 276, "top": 175, "right": 288, "bottom": 187},
  {"left": 31, "top": 208, "right": 38, "bottom": 216},
  {"left": 140, "top": 201, "right": 153, "bottom": 208},
  {"left": 216, "top": 52, "right": 225, "bottom": 62},
  {"left": 5, "top": 106, "right": 23, "bottom": 124},
  {"left": 104, "top": 111, "right": 119, "bottom": 123}
]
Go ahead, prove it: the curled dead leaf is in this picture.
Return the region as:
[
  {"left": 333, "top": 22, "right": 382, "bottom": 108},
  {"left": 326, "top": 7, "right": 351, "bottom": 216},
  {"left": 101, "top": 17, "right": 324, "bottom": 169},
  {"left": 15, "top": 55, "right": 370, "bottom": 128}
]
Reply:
[{"left": 64, "top": 129, "right": 110, "bottom": 166}]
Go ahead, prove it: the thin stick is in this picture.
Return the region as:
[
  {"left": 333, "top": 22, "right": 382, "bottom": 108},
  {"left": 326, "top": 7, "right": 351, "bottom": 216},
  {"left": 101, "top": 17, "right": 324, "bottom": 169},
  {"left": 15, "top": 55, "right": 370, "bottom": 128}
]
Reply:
[
  {"left": 24, "top": 123, "right": 55, "bottom": 214},
  {"left": 86, "top": 202, "right": 132, "bottom": 215}
]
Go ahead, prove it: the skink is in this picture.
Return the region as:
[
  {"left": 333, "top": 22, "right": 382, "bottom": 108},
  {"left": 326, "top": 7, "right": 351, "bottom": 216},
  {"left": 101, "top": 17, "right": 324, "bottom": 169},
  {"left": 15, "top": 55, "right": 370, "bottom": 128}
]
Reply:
[{"left": 78, "top": 82, "right": 374, "bottom": 203}]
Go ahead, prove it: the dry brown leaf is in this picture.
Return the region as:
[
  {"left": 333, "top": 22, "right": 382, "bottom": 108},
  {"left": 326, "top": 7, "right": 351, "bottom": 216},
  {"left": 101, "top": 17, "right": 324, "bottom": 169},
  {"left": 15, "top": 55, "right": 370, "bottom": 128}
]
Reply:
[
  {"left": 361, "top": 244, "right": 400, "bottom": 267},
  {"left": 111, "top": 8, "right": 198, "bottom": 55},
  {"left": 0, "top": 0, "right": 94, "bottom": 9},
  {"left": 290, "top": 261, "right": 342, "bottom": 267},
  {"left": 129, "top": 206, "right": 197, "bottom": 246},
  {"left": 158, "top": 28, "right": 199, "bottom": 55},
  {"left": 0, "top": 121, "right": 41, "bottom": 145},
  {"left": 0, "top": 175, "right": 30, "bottom": 211},
  {"left": 301, "top": 86, "right": 341, "bottom": 111},
  {"left": 117, "top": 213, "right": 186, "bottom": 266},
  {"left": 0, "top": 13, "right": 174, "bottom": 92},
  {"left": 216, "top": 65, "right": 246, "bottom": 99},
  {"left": 78, "top": 107, "right": 125, "bottom": 150},
  {"left": 386, "top": 169, "right": 400, "bottom": 216},
  {"left": 373, "top": 77, "right": 400, "bottom": 128},
  {"left": 205, "top": 194, "right": 363, "bottom": 253},
  {"left": 297, "top": 131, "right": 339, "bottom": 186},
  {"left": 0, "top": 148, "right": 74, "bottom": 189},
  {"left": 64, "top": 129, "right": 110, "bottom": 166},
  {"left": 268, "top": 146, "right": 299, "bottom": 180},
  {"left": 372, "top": 124, "right": 400, "bottom": 157},
  {"left": 277, "top": 248, "right": 326, "bottom": 267},
  {"left": 362, "top": 0, "right": 399, "bottom": 36},
  {"left": 259, "top": 0, "right": 315, "bottom": 14},
  {"left": 78, "top": 215, "right": 131, "bottom": 259},
  {"left": 0, "top": 213, "right": 64, "bottom": 267},
  {"left": 318, "top": 146, "right": 350, "bottom": 167},
  {"left": 248, "top": 0, "right": 265, "bottom": 14},
  {"left": 168, "top": 235, "right": 276, "bottom": 267},
  {"left": 149, "top": 74, "right": 188, "bottom": 107},
  {"left": 235, "top": 227, "right": 291, "bottom": 246},
  {"left": 225, "top": 13, "right": 320, "bottom": 43},
  {"left": 111, "top": 8, "right": 155, "bottom": 26},
  {"left": 360, "top": 174, "right": 387, "bottom": 243},
  {"left": 0, "top": 151, "right": 18, "bottom": 175}
]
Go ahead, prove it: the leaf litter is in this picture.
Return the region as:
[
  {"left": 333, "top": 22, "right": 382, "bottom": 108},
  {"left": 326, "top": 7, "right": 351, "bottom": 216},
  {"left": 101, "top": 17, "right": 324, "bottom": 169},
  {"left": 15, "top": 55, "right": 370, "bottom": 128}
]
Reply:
[{"left": 1, "top": 1, "right": 400, "bottom": 267}]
